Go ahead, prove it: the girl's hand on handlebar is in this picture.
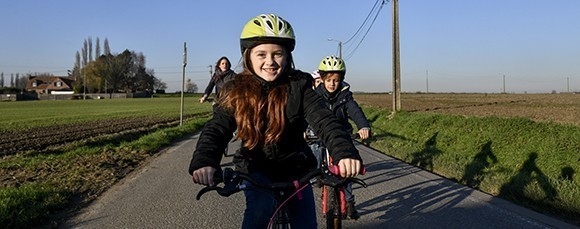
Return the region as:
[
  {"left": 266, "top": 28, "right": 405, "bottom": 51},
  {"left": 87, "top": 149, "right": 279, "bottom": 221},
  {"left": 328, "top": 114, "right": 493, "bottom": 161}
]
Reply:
[
  {"left": 337, "top": 158, "right": 361, "bottom": 178},
  {"left": 192, "top": 166, "right": 216, "bottom": 186}
]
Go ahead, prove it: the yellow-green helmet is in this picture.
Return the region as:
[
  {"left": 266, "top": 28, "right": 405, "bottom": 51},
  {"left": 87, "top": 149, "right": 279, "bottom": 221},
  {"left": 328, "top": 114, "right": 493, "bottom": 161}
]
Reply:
[
  {"left": 240, "top": 14, "right": 296, "bottom": 54},
  {"left": 318, "top": 56, "right": 346, "bottom": 72}
]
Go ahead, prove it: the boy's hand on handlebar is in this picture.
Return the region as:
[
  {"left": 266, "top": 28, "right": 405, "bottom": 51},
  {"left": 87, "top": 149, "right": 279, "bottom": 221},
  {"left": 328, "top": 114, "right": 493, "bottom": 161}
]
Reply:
[
  {"left": 357, "top": 128, "right": 370, "bottom": 140},
  {"left": 192, "top": 166, "right": 216, "bottom": 186},
  {"left": 337, "top": 158, "right": 361, "bottom": 178}
]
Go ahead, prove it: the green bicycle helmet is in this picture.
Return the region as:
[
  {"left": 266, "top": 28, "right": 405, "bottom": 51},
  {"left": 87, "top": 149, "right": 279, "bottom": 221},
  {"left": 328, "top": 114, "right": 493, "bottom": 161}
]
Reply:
[
  {"left": 318, "top": 56, "right": 346, "bottom": 72},
  {"left": 240, "top": 14, "right": 296, "bottom": 54}
]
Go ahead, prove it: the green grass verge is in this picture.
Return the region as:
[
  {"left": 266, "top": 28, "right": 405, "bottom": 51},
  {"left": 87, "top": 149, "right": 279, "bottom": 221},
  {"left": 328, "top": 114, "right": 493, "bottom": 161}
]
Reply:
[
  {"left": 363, "top": 107, "right": 580, "bottom": 222},
  {"left": 0, "top": 96, "right": 208, "bottom": 131},
  {"left": 0, "top": 117, "right": 209, "bottom": 227}
]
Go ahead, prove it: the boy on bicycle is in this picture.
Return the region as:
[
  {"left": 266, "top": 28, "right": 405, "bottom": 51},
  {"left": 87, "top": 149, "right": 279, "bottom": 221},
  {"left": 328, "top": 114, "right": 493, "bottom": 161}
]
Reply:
[{"left": 308, "top": 55, "right": 371, "bottom": 220}]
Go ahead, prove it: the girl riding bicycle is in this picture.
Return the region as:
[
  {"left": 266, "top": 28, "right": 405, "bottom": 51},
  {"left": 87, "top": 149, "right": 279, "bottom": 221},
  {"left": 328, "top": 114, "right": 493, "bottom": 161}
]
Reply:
[
  {"left": 189, "top": 14, "right": 363, "bottom": 228},
  {"left": 199, "top": 56, "right": 236, "bottom": 104}
]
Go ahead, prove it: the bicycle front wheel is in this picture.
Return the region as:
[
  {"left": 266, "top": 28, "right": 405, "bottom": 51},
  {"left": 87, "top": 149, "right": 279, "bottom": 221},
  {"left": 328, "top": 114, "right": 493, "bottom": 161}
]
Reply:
[{"left": 323, "top": 185, "right": 342, "bottom": 229}]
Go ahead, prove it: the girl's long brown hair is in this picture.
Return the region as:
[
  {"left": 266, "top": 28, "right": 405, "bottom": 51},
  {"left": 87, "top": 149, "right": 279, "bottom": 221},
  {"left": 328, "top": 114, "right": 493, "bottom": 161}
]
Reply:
[{"left": 218, "top": 48, "right": 293, "bottom": 150}]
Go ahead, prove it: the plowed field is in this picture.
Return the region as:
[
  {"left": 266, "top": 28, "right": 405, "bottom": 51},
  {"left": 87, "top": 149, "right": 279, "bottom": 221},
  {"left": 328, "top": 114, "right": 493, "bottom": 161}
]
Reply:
[
  {"left": 0, "top": 113, "right": 209, "bottom": 156},
  {"left": 354, "top": 93, "right": 580, "bottom": 126}
]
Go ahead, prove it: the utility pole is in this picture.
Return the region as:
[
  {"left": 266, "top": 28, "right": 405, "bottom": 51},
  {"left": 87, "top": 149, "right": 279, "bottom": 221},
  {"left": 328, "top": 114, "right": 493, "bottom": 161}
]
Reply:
[
  {"left": 180, "top": 42, "right": 187, "bottom": 126},
  {"left": 338, "top": 41, "right": 342, "bottom": 59},
  {"left": 503, "top": 74, "right": 506, "bottom": 93},
  {"left": 82, "top": 66, "right": 86, "bottom": 100},
  {"left": 327, "top": 38, "right": 343, "bottom": 59},
  {"left": 392, "top": 0, "right": 401, "bottom": 112},
  {"left": 567, "top": 77, "right": 570, "bottom": 93},
  {"left": 426, "top": 70, "right": 429, "bottom": 93}
]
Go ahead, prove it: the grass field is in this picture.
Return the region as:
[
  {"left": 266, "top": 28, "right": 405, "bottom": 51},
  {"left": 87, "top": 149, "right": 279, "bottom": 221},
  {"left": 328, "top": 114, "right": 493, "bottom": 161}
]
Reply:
[
  {"left": 354, "top": 93, "right": 580, "bottom": 224},
  {"left": 0, "top": 96, "right": 210, "bottom": 131},
  {"left": 0, "top": 95, "right": 213, "bottom": 227}
]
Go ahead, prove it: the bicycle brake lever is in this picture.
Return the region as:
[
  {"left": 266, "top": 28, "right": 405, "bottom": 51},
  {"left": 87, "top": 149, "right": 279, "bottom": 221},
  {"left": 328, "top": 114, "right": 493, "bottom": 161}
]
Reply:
[
  {"left": 348, "top": 177, "right": 368, "bottom": 188},
  {"left": 216, "top": 177, "right": 242, "bottom": 197},
  {"left": 196, "top": 186, "right": 221, "bottom": 200}
]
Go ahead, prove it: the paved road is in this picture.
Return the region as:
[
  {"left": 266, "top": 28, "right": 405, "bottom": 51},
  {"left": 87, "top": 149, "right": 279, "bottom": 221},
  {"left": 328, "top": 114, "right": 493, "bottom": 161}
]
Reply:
[{"left": 64, "top": 134, "right": 577, "bottom": 229}]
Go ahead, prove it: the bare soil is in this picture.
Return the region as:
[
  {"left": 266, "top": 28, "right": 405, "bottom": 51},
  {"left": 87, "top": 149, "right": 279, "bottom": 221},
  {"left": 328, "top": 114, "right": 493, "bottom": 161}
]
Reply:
[
  {"left": 354, "top": 93, "right": 580, "bottom": 126},
  {"left": 0, "top": 113, "right": 210, "bottom": 156}
]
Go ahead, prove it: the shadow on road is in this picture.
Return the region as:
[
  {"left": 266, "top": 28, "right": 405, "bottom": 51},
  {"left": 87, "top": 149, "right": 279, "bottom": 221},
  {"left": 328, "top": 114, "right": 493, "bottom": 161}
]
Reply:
[
  {"left": 358, "top": 178, "right": 474, "bottom": 222},
  {"left": 358, "top": 160, "right": 423, "bottom": 188}
]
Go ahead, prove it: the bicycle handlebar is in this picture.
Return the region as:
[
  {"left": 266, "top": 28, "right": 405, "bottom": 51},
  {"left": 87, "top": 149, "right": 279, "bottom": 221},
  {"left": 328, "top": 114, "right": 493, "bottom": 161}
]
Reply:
[
  {"left": 306, "top": 133, "right": 360, "bottom": 142},
  {"left": 196, "top": 164, "right": 367, "bottom": 200}
]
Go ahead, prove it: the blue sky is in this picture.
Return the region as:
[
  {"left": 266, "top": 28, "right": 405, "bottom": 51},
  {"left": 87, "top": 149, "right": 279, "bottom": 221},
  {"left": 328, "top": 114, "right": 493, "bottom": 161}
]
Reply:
[{"left": 1, "top": 0, "right": 579, "bottom": 93}]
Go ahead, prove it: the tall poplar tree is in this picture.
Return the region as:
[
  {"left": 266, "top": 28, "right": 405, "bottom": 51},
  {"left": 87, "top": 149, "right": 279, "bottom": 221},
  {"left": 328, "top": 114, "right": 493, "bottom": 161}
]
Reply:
[
  {"left": 88, "top": 37, "right": 93, "bottom": 61},
  {"left": 104, "top": 38, "right": 111, "bottom": 55},
  {"left": 95, "top": 37, "right": 101, "bottom": 58}
]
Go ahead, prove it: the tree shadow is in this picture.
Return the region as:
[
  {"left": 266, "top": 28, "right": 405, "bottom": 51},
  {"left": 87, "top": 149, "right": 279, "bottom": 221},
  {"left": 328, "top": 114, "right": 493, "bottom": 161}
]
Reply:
[
  {"left": 499, "top": 152, "right": 558, "bottom": 201},
  {"left": 460, "top": 141, "right": 498, "bottom": 189},
  {"left": 406, "top": 132, "right": 442, "bottom": 170}
]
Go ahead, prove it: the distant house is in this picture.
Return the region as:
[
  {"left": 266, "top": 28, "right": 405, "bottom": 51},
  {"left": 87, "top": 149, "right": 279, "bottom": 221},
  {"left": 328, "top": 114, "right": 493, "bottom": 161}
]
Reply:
[{"left": 26, "top": 76, "right": 76, "bottom": 94}]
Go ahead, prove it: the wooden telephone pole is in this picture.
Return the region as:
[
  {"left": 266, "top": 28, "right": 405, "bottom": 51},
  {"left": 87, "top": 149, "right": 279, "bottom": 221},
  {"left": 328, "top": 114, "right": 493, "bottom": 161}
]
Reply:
[
  {"left": 180, "top": 42, "right": 187, "bottom": 126},
  {"left": 392, "top": 0, "right": 401, "bottom": 112}
]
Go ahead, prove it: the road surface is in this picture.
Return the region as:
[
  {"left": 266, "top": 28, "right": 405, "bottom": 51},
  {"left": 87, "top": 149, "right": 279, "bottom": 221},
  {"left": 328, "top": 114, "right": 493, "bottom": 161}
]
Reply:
[{"left": 64, "top": 134, "right": 577, "bottom": 228}]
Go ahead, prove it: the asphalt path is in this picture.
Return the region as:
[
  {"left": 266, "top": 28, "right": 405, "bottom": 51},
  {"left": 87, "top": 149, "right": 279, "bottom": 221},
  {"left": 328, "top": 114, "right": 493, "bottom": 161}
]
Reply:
[{"left": 64, "top": 134, "right": 578, "bottom": 229}]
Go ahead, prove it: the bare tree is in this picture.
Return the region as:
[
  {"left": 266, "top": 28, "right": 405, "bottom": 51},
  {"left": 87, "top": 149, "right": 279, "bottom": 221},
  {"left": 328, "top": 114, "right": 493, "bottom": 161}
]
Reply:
[
  {"left": 186, "top": 78, "right": 198, "bottom": 93},
  {"left": 154, "top": 78, "right": 167, "bottom": 91},
  {"left": 16, "top": 74, "right": 27, "bottom": 89},
  {"left": 104, "top": 38, "right": 111, "bottom": 56},
  {"left": 95, "top": 37, "right": 101, "bottom": 58}
]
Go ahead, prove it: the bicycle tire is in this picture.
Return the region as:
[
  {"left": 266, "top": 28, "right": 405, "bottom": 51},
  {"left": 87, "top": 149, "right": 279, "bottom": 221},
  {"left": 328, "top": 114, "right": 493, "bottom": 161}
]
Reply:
[{"left": 324, "top": 185, "right": 342, "bottom": 229}]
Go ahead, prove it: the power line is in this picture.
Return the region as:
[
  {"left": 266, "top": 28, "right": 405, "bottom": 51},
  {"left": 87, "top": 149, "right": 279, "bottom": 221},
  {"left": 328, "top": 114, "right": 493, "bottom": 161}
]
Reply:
[
  {"left": 344, "top": 0, "right": 387, "bottom": 60},
  {"left": 156, "top": 70, "right": 208, "bottom": 74},
  {"left": 343, "top": 0, "right": 382, "bottom": 45}
]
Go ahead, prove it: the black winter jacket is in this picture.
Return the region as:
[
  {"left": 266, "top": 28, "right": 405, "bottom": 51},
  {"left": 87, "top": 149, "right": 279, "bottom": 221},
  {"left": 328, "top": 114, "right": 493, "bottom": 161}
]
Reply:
[
  {"left": 202, "top": 69, "right": 236, "bottom": 99},
  {"left": 315, "top": 82, "right": 370, "bottom": 134},
  {"left": 189, "top": 70, "right": 361, "bottom": 181}
]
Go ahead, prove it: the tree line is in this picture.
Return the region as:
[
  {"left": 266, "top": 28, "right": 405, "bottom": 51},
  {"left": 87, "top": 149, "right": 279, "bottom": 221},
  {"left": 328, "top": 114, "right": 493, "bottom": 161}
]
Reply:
[
  {"left": 0, "top": 37, "right": 168, "bottom": 94},
  {"left": 71, "top": 37, "right": 167, "bottom": 94}
]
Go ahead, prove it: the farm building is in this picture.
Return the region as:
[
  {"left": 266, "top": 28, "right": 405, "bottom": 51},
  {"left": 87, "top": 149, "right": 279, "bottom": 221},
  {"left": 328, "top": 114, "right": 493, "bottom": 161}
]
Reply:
[{"left": 25, "top": 76, "right": 75, "bottom": 94}]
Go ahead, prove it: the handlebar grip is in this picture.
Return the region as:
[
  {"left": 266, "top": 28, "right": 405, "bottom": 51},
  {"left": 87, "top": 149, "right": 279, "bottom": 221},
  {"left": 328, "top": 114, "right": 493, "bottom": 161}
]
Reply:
[{"left": 328, "top": 164, "right": 366, "bottom": 176}]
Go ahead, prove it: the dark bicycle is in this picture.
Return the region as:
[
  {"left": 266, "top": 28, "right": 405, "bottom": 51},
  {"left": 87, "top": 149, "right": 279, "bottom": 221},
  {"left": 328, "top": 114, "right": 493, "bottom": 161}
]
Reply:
[
  {"left": 196, "top": 159, "right": 366, "bottom": 228},
  {"left": 316, "top": 133, "right": 365, "bottom": 227}
]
